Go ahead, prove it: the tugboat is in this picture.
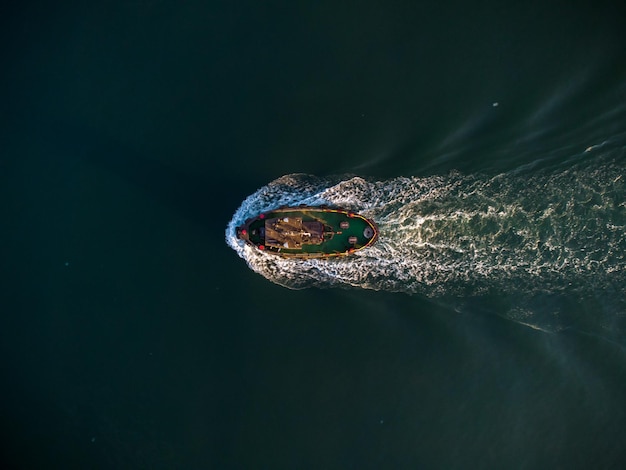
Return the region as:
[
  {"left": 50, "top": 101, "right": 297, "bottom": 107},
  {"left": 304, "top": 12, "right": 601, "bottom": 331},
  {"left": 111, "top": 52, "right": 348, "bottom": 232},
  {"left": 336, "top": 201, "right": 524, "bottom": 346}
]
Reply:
[{"left": 236, "top": 206, "right": 378, "bottom": 259}]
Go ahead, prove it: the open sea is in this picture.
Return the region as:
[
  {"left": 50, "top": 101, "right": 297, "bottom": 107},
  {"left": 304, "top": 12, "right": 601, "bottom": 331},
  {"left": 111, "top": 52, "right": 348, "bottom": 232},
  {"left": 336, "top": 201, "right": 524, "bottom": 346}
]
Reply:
[{"left": 2, "top": 1, "right": 626, "bottom": 468}]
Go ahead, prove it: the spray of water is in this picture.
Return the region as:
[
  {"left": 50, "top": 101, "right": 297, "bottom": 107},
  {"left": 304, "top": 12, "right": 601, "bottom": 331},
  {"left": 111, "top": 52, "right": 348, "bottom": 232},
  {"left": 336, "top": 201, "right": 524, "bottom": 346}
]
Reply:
[
  {"left": 226, "top": 150, "right": 625, "bottom": 336},
  {"left": 226, "top": 146, "right": 626, "bottom": 343}
]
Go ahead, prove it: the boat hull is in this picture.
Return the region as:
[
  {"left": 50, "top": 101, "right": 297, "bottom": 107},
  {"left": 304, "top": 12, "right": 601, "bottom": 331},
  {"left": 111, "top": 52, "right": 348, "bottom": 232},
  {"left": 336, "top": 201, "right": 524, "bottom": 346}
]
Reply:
[{"left": 236, "top": 206, "right": 378, "bottom": 258}]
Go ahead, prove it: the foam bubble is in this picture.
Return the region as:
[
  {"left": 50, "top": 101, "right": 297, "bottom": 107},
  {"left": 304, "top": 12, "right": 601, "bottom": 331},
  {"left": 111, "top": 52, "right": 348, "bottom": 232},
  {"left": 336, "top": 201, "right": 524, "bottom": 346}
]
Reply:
[{"left": 227, "top": 157, "right": 625, "bottom": 300}]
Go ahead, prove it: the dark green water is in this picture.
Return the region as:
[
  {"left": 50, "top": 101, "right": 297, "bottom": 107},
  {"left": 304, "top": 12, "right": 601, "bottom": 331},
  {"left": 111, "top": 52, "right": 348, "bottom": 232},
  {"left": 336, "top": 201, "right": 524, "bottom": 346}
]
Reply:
[{"left": 3, "top": 1, "right": 626, "bottom": 468}]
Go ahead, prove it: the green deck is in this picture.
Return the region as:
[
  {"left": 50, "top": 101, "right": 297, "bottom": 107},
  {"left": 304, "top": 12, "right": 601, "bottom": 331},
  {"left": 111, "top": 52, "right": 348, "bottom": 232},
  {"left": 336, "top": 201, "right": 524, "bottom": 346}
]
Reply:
[{"left": 246, "top": 208, "right": 377, "bottom": 258}]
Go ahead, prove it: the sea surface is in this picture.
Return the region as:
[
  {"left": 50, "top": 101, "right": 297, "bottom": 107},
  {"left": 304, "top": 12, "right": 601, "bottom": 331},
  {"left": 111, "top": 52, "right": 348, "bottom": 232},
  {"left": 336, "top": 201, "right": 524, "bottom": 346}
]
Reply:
[{"left": 3, "top": 1, "right": 626, "bottom": 468}]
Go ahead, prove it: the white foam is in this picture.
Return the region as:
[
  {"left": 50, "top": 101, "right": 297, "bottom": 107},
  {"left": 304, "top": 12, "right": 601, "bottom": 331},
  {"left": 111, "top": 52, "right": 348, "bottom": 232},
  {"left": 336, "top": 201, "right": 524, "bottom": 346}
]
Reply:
[{"left": 226, "top": 155, "right": 625, "bottom": 298}]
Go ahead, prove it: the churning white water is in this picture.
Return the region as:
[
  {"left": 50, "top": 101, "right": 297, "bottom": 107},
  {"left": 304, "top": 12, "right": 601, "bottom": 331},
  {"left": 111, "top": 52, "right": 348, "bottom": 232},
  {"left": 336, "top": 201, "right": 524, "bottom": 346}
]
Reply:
[{"left": 227, "top": 152, "right": 625, "bottom": 301}]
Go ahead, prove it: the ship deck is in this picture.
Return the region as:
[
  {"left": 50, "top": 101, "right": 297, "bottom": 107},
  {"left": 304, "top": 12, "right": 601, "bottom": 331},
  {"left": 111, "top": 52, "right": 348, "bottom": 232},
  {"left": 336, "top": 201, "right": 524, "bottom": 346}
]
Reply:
[{"left": 246, "top": 208, "right": 377, "bottom": 258}]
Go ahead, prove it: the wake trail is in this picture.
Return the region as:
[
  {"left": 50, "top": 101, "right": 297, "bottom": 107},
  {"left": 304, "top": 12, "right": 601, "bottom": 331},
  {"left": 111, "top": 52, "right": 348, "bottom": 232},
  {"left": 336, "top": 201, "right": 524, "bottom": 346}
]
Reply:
[{"left": 227, "top": 154, "right": 625, "bottom": 300}]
